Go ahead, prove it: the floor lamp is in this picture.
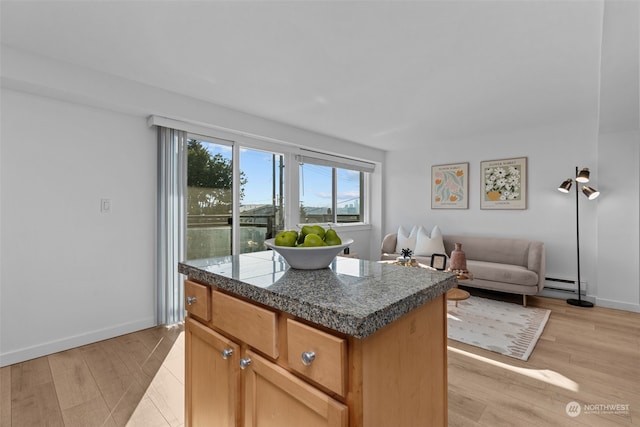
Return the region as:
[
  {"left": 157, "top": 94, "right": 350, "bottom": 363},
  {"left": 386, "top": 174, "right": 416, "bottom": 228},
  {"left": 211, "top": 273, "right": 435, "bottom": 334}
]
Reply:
[{"left": 557, "top": 167, "right": 600, "bottom": 308}]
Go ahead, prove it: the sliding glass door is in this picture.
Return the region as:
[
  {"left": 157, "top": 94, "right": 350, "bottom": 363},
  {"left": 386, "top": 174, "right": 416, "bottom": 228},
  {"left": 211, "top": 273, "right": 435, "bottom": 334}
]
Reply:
[
  {"left": 186, "top": 136, "right": 285, "bottom": 260},
  {"left": 186, "top": 137, "right": 234, "bottom": 259}
]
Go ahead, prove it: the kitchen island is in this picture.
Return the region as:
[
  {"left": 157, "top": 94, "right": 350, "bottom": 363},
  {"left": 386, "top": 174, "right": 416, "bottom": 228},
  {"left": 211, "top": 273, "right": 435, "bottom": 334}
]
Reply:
[{"left": 179, "top": 251, "right": 456, "bottom": 427}]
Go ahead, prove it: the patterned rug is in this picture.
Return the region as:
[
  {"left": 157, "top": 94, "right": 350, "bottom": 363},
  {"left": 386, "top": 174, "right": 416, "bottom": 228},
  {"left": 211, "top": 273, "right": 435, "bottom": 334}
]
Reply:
[{"left": 447, "top": 296, "right": 551, "bottom": 361}]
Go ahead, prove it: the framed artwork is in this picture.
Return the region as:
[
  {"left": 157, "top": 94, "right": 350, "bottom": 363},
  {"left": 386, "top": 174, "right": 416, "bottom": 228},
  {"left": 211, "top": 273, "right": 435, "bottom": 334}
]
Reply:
[
  {"left": 480, "top": 157, "right": 527, "bottom": 210},
  {"left": 431, "top": 162, "right": 469, "bottom": 209},
  {"left": 430, "top": 254, "right": 447, "bottom": 271}
]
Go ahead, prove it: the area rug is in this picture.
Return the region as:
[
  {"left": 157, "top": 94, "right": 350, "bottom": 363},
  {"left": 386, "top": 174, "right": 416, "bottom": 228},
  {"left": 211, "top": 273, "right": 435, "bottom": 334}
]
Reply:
[{"left": 447, "top": 296, "right": 551, "bottom": 361}]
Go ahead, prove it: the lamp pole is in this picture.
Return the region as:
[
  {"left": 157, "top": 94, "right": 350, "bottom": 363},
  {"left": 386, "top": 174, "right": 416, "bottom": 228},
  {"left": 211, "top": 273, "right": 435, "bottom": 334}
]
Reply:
[{"left": 567, "top": 166, "right": 594, "bottom": 308}]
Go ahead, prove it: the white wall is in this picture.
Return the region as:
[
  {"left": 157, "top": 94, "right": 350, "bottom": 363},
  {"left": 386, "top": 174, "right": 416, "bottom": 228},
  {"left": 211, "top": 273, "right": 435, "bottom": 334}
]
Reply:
[
  {"left": 596, "top": 131, "right": 640, "bottom": 311},
  {"left": 383, "top": 120, "right": 617, "bottom": 302},
  {"left": 384, "top": 123, "right": 640, "bottom": 313},
  {"left": 0, "top": 89, "right": 158, "bottom": 366},
  {"left": 0, "top": 51, "right": 385, "bottom": 366},
  {"left": 384, "top": 0, "right": 640, "bottom": 313}
]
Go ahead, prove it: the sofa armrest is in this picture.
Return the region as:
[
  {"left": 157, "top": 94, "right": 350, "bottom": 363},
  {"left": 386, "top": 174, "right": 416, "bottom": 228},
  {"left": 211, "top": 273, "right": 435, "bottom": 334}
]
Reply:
[
  {"left": 381, "top": 233, "right": 397, "bottom": 256},
  {"left": 527, "top": 241, "right": 546, "bottom": 292}
]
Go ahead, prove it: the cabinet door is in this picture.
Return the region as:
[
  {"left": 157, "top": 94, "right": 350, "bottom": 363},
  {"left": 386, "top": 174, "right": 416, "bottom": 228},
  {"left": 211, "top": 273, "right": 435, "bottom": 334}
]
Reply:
[
  {"left": 185, "top": 317, "right": 241, "bottom": 427},
  {"left": 243, "top": 350, "right": 348, "bottom": 427}
]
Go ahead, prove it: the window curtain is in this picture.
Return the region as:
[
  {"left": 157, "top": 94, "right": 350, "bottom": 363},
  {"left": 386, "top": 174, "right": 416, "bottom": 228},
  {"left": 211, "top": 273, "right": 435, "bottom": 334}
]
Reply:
[{"left": 157, "top": 126, "right": 187, "bottom": 325}]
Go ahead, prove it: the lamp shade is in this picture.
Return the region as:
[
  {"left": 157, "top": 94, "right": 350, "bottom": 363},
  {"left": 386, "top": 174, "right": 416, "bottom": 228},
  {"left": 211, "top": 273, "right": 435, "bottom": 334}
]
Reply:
[
  {"left": 576, "top": 168, "right": 590, "bottom": 183},
  {"left": 582, "top": 186, "right": 600, "bottom": 200},
  {"left": 558, "top": 179, "right": 572, "bottom": 193}
]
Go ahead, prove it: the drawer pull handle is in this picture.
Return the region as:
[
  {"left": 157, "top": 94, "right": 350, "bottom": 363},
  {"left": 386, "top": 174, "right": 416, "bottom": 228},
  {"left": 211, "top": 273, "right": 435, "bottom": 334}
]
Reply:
[
  {"left": 240, "top": 358, "right": 252, "bottom": 370},
  {"left": 186, "top": 296, "right": 197, "bottom": 305},
  {"left": 301, "top": 351, "right": 316, "bottom": 366},
  {"left": 221, "top": 348, "right": 234, "bottom": 359}
]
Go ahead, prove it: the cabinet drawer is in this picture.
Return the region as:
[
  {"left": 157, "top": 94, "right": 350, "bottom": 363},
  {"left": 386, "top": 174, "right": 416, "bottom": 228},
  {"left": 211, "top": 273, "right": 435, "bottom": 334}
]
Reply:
[
  {"left": 287, "top": 319, "right": 347, "bottom": 397},
  {"left": 212, "top": 291, "right": 279, "bottom": 359},
  {"left": 184, "top": 280, "right": 211, "bottom": 321}
]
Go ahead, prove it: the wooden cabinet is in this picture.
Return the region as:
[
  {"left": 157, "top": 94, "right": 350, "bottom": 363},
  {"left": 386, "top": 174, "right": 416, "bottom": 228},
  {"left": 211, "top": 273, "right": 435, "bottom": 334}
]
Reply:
[
  {"left": 184, "top": 280, "right": 211, "bottom": 322},
  {"left": 287, "top": 318, "right": 347, "bottom": 397},
  {"left": 185, "top": 317, "right": 240, "bottom": 427},
  {"left": 184, "top": 279, "right": 447, "bottom": 427},
  {"left": 243, "top": 350, "right": 348, "bottom": 427}
]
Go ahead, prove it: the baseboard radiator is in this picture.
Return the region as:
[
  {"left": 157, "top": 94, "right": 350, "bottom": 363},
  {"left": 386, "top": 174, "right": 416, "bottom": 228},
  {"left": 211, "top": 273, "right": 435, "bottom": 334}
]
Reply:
[{"left": 543, "top": 277, "right": 586, "bottom": 296}]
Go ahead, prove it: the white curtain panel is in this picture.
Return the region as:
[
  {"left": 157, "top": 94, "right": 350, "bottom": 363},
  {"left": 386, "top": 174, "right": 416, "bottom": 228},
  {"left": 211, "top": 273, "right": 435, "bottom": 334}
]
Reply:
[{"left": 157, "top": 126, "right": 187, "bottom": 325}]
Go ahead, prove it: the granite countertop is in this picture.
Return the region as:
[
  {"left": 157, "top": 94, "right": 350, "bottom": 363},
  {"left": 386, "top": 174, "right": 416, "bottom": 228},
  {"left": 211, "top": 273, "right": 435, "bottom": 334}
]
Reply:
[{"left": 179, "top": 251, "right": 456, "bottom": 339}]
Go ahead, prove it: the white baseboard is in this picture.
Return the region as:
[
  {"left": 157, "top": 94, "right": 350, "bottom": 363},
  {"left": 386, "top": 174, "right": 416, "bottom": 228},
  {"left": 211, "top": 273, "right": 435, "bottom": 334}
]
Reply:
[
  {"left": 540, "top": 287, "right": 595, "bottom": 304},
  {"left": 0, "top": 317, "right": 156, "bottom": 367},
  {"left": 594, "top": 298, "right": 640, "bottom": 313},
  {"left": 540, "top": 289, "right": 640, "bottom": 313}
]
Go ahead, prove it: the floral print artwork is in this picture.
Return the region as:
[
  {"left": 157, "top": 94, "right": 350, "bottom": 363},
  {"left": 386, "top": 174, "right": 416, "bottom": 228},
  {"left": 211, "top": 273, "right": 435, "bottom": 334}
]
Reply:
[
  {"left": 431, "top": 163, "right": 468, "bottom": 209},
  {"left": 484, "top": 165, "right": 521, "bottom": 201},
  {"left": 480, "top": 157, "right": 527, "bottom": 209}
]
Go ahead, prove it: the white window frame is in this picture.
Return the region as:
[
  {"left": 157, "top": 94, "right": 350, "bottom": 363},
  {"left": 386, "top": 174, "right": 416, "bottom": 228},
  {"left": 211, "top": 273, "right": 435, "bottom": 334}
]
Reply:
[{"left": 151, "top": 115, "right": 375, "bottom": 241}]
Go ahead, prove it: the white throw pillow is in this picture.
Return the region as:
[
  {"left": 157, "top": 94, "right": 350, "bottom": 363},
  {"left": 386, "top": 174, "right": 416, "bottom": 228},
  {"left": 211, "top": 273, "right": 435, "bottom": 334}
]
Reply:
[
  {"left": 414, "top": 225, "right": 446, "bottom": 257},
  {"left": 395, "top": 225, "right": 418, "bottom": 254}
]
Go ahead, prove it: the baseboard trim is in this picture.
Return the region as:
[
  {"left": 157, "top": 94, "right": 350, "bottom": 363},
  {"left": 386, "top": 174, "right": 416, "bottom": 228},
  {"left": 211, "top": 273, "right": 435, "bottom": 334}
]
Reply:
[
  {"left": 0, "top": 317, "right": 156, "bottom": 367},
  {"left": 594, "top": 298, "right": 640, "bottom": 313},
  {"left": 540, "top": 290, "right": 639, "bottom": 313}
]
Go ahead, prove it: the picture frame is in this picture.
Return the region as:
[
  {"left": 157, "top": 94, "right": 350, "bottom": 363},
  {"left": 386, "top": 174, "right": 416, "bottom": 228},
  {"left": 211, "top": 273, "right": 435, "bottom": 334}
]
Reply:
[
  {"left": 431, "top": 162, "right": 469, "bottom": 209},
  {"left": 430, "top": 254, "right": 447, "bottom": 271},
  {"left": 480, "top": 157, "right": 527, "bottom": 210}
]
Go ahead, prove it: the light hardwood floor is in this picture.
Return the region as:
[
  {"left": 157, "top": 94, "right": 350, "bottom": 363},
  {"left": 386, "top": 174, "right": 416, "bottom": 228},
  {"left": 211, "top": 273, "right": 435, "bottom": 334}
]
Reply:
[{"left": 1, "top": 295, "right": 638, "bottom": 426}]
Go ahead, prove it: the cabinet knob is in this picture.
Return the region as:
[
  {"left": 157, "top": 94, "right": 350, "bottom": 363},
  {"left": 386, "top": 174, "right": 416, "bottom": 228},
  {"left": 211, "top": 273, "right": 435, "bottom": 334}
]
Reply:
[
  {"left": 186, "top": 296, "right": 197, "bottom": 305},
  {"left": 301, "top": 351, "right": 316, "bottom": 366},
  {"left": 240, "top": 358, "right": 252, "bottom": 369},
  {"left": 221, "top": 348, "right": 234, "bottom": 359}
]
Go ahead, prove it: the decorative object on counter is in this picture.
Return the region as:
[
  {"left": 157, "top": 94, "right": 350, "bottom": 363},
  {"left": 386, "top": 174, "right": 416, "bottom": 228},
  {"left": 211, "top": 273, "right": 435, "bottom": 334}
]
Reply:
[
  {"left": 449, "top": 243, "right": 467, "bottom": 271},
  {"left": 557, "top": 166, "right": 601, "bottom": 308},
  {"left": 430, "top": 253, "right": 447, "bottom": 270},
  {"left": 447, "top": 296, "right": 550, "bottom": 361},
  {"left": 396, "top": 247, "right": 413, "bottom": 264},
  {"left": 264, "top": 237, "right": 353, "bottom": 269},
  {"left": 481, "top": 157, "right": 527, "bottom": 210},
  {"left": 431, "top": 162, "right": 469, "bottom": 209}
]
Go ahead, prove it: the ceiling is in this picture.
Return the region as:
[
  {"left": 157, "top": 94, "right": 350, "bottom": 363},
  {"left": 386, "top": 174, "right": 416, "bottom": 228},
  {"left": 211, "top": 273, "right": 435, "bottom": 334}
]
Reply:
[{"left": 1, "top": 1, "right": 605, "bottom": 150}]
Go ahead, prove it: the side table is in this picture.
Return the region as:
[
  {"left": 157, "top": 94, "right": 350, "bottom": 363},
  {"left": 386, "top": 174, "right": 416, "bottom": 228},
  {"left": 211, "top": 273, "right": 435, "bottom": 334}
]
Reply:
[{"left": 446, "top": 270, "right": 472, "bottom": 307}]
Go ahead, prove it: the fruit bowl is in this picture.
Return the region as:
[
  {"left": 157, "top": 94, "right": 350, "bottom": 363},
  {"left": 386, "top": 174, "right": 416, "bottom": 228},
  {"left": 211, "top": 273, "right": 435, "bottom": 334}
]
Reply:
[{"left": 264, "top": 238, "right": 354, "bottom": 270}]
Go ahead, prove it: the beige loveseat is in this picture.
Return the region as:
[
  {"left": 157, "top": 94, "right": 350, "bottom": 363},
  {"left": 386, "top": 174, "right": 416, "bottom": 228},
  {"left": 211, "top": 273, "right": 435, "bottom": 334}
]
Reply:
[{"left": 381, "top": 233, "right": 545, "bottom": 306}]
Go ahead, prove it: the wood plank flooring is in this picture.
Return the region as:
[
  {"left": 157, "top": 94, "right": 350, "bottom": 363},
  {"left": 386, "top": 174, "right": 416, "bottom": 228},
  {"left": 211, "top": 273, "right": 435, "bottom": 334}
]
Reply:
[
  {"left": 1, "top": 294, "right": 639, "bottom": 426},
  {"left": 448, "top": 292, "right": 640, "bottom": 426},
  {"left": 0, "top": 324, "right": 184, "bottom": 427}
]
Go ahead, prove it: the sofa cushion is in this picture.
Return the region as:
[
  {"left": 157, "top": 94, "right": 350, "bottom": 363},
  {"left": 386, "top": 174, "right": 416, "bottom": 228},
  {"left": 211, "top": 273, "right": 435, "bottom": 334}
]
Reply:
[
  {"left": 466, "top": 260, "right": 538, "bottom": 286},
  {"left": 414, "top": 225, "right": 446, "bottom": 257},
  {"left": 444, "top": 236, "right": 535, "bottom": 267},
  {"left": 395, "top": 225, "right": 418, "bottom": 253}
]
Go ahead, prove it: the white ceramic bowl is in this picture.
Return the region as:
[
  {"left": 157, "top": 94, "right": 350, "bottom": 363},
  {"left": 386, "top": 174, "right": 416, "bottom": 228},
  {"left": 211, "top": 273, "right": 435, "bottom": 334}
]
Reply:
[{"left": 264, "top": 238, "right": 354, "bottom": 270}]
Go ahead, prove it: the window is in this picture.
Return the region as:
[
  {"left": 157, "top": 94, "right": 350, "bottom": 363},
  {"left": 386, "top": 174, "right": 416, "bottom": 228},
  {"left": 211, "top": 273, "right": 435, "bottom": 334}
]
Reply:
[
  {"left": 298, "top": 150, "right": 371, "bottom": 224},
  {"left": 239, "top": 148, "right": 285, "bottom": 253}
]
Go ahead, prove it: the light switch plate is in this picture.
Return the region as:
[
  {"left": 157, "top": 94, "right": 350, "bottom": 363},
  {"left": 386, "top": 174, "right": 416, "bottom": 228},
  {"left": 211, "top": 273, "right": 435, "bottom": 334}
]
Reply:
[{"left": 101, "top": 198, "right": 111, "bottom": 213}]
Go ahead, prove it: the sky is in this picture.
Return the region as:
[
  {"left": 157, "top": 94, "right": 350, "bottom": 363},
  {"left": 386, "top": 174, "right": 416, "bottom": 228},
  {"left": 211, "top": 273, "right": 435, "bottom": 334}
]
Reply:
[{"left": 196, "top": 138, "right": 360, "bottom": 209}]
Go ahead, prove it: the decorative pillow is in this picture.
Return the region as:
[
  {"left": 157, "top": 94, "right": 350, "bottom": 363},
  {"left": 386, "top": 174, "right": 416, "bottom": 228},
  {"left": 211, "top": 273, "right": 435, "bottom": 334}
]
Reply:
[
  {"left": 414, "top": 225, "right": 446, "bottom": 257},
  {"left": 395, "top": 225, "right": 418, "bottom": 254}
]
